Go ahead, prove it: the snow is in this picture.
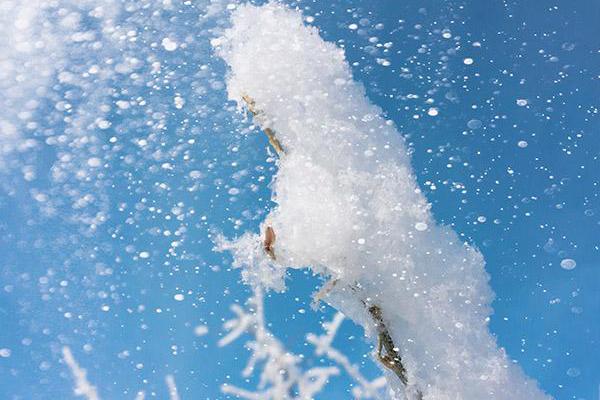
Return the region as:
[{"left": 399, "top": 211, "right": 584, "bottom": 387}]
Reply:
[
  {"left": 215, "top": 3, "right": 551, "bottom": 399},
  {"left": 62, "top": 346, "right": 100, "bottom": 400},
  {"left": 219, "top": 286, "right": 383, "bottom": 399}
]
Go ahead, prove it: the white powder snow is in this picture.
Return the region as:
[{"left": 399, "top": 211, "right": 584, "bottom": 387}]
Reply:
[{"left": 215, "top": 2, "right": 551, "bottom": 400}]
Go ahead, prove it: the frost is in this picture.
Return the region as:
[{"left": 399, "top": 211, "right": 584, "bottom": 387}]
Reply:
[
  {"left": 219, "top": 286, "right": 384, "bottom": 399},
  {"left": 215, "top": 3, "right": 551, "bottom": 399},
  {"left": 62, "top": 347, "right": 100, "bottom": 400}
]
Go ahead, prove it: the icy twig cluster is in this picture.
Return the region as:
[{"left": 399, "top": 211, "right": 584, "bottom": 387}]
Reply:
[
  {"left": 219, "top": 285, "right": 339, "bottom": 399},
  {"left": 219, "top": 286, "right": 386, "bottom": 399},
  {"left": 62, "top": 346, "right": 178, "bottom": 400},
  {"left": 306, "top": 312, "right": 386, "bottom": 399}
]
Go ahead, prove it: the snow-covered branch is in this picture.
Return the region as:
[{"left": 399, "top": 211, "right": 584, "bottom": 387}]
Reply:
[{"left": 214, "top": 2, "right": 552, "bottom": 399}]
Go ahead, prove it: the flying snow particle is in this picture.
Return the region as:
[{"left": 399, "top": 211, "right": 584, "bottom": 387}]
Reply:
[
  {"left": 0, "top": 348, "right": 11, "bottom": 358},
  {"left": 348, "top": 23, "right": 358, "bottom": 30},
  {"left": 174, "top": 96, "right": 185, "bottom": 109},
  {"left": 87, "top": 157, "right": 102, "bottom": 168},
  {"left": 194, "top": 325, "right": 209, "bottom": 336},
  {"left": 467, "top": 119, "right": 482, "bottom": 129},
  {"left": 463, "top": 57, "right": 474, "bottom": 65},
  {"left": 516, "top": 99, "right": 528, "bottom": 106},
  {"left": 427, "top": 108, "right": 439, "bottom": 116},
  {"left": 517, "top": 140, "right": 528, "bottom": 148},
  {"left": 174, "top": 294, "right": 185, "bottom": 301},
  {"left": 414, "top": 222, "right": 428, "bottom": 231},
  {"left": 560, "top": 258, "right": 576, "bottom": 270},
  {"left": 139, "top": 251, "right": 150, "bottom": 259},
  {"left": 162, "top": 38, "right": 178, "bottom": 51},
  {"left": 97, "top": 119, "right": 111, "bottom": 129}
]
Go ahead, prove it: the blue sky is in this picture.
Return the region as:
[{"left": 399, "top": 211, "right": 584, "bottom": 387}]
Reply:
[{"left": 0, "top": 0, "right": 598, "bottom": 399}]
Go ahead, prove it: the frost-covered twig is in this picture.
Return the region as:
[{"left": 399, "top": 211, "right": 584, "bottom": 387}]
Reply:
[
  {"left": 219, "top": 285, "right": 339, "bottom": 399},
  {"left": 241, "top": 94, "right": 285, "bottom": 156},
  {"left": 220, "top": 287, "right": 386, "bottom": 399},
  {"left": 165, "top": 375, "right": 180, "bottom": 400},
  {"left": 306, "top": 312, "right": 386, "bottom": 400},
  {"left": 62, "top": 346, "right": 177, "bottom": 400},
  {"left": 62, "top": 346, "right": 101, "bottom": 400}
]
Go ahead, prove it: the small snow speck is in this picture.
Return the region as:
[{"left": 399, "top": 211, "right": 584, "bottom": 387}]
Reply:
[
  {"left": 174, "top": 294, "right": 185, "bottom": 301},
  {"left": 87, "top": 157, "right": 102, "bottom": 168},
  {"left": 415, "top": 222, "right": 428, "bottom": 231},
  {"left": 162, "top": 38, "right": 178, "bottom": 51},
  {"left": 560, "top": 258, "right": 576, "bottom": 270},
  {"left": 194, "top": 325, "right": 209, "bottom": 336}
]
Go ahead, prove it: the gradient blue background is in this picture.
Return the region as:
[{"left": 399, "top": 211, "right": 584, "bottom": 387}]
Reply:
[{"left": 0, "top": 0, "right": 598, "bottom": 399}]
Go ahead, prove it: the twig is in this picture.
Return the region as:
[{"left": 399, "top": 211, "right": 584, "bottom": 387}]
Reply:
[
  {"left": 263, "top": 226, "right": 276, "bottom": 260},
  {"left": 367, "top": 305, "right": 408, "bottom": 385},
  {"left": 241, "top": 95, "right": 285, "bottom": 156}
]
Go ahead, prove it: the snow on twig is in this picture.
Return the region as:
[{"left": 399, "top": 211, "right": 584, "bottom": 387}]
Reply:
[
  {"left": 62, "top": 346, "right": 101, "bottom": 400},
  {"left": 165, "top": 375, "right": 180, "bottom": 400},
  {"left": 219, "top": 286, "right": 385, "bottom": 399}
]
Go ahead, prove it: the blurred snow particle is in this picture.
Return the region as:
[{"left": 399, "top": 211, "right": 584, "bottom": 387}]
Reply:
[
  {"left": 162, "top": 38, "right": 178, "bottom": 51},
  {"left": 96, "top": 119, "right": 111, "bottom": 129},
  {"left": 516, "top": 99, "right": 528, "bottom": 106},
  {"left": 348, "top": 23, "right": 358, "bottom": 30},
  {"left": 566, "top": 367, "right": 581, "bottom": 377},
  {"left": 194, "top": 325, "right": 209, "bottom": 336},
  {"left": 174, "top": 96, "right": 185, "bottom": 109},
  {"left": 467, "top": 119, "right": 482, "bottom": 129},
  {"left": 139, "top": 251, "right": 150, "bottom": 259},
  {"left": 87, "top": 157, "right": 102, "bottom": 168},
  {"left": 173, "top": 294, "right": 185, "bottom": 301},
  {"left": 376, "top": 58, "right": 391, "bottom": 67},
  {"left": 517, "top": 140, "right": 528, "bottom": 148},
  {"left": 560, "top": 258, "right": 576, "bottom": 270},
  {"left": 463, "top": 57, "right": 474, "bottom": 65},
  {"left": 0, "top": 348, "right": 11, "bottom": 358},
  {"left": 427, "top": 107, "right": 439, "bottom": 116},
  {"left": 414, "top": 222, "right": 428, "bottom": 231}
]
